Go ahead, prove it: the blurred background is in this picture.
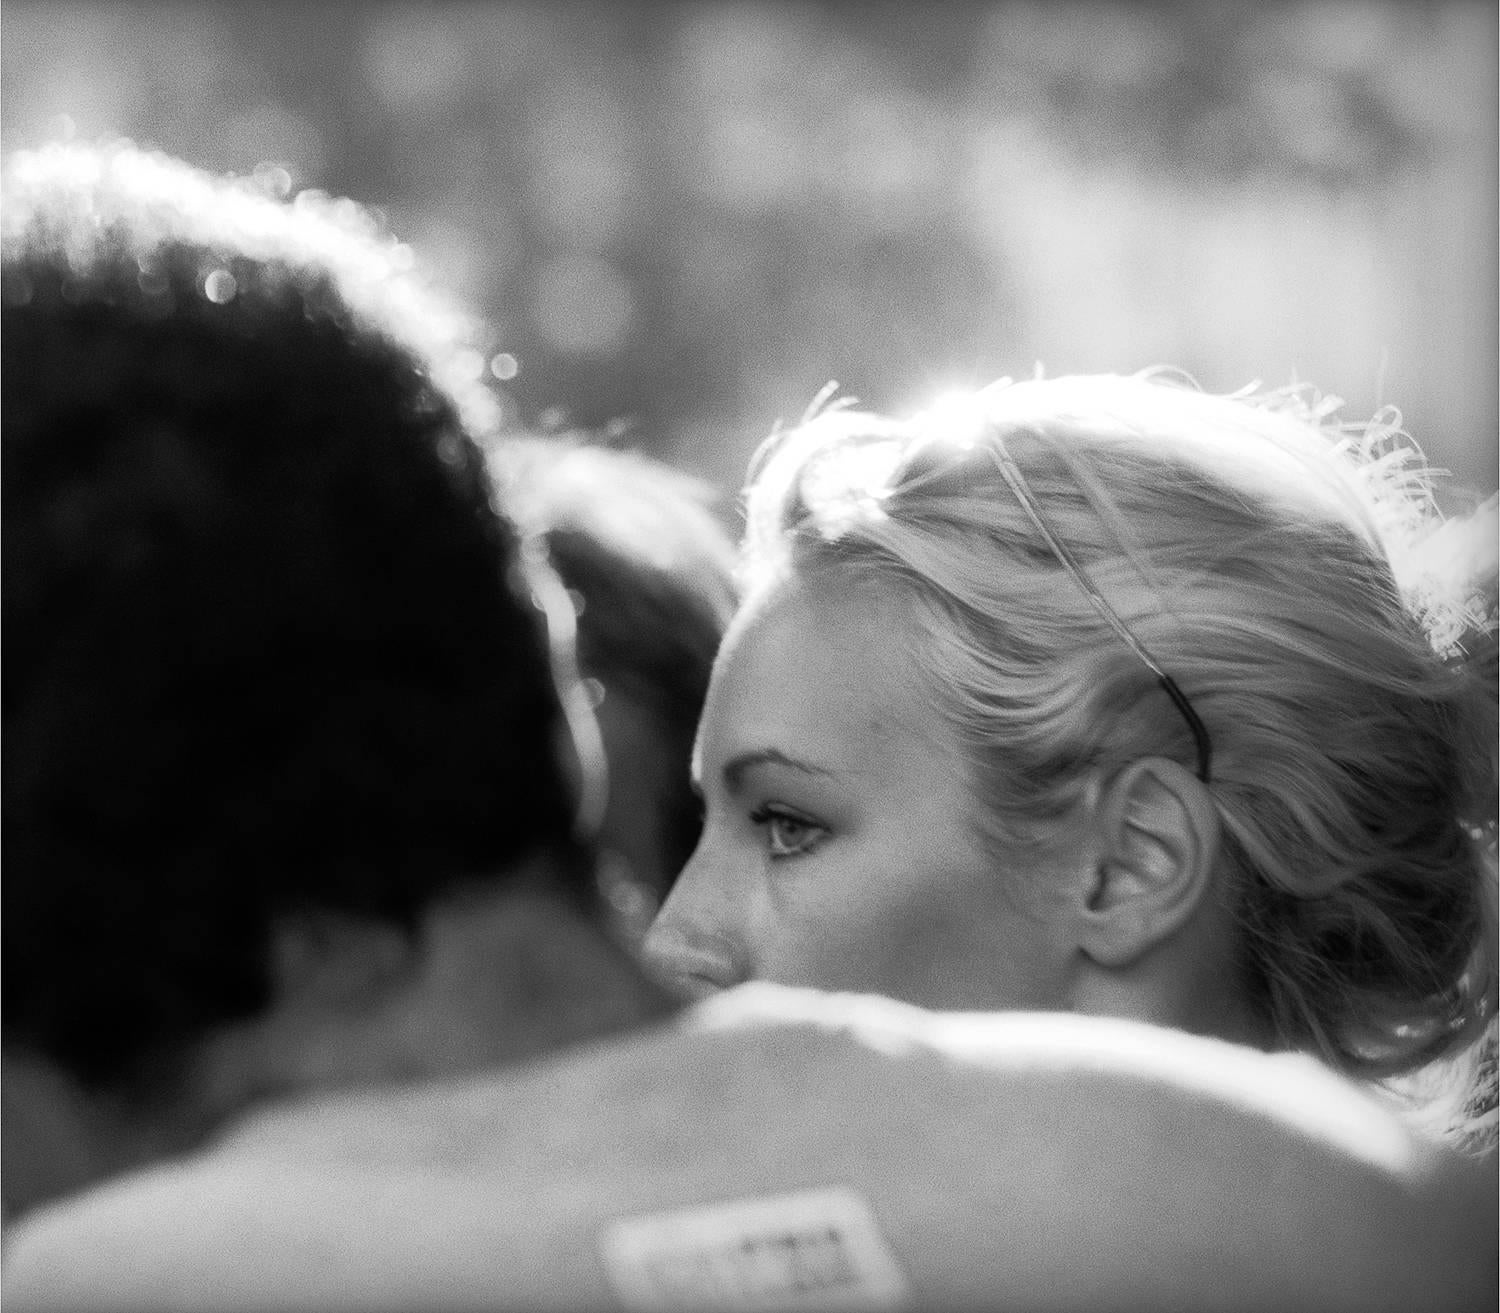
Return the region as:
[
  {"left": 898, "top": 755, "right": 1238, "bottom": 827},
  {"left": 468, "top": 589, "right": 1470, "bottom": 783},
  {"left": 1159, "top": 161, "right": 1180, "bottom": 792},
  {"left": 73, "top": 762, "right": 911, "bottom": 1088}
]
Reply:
[{"left": 4, "top": 0, "right": 1495, "bottom": 503}]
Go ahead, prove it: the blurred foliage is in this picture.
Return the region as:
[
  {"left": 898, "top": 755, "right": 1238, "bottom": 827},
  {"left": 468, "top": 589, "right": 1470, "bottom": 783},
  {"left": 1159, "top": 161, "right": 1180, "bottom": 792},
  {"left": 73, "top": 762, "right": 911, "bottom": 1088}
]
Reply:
[{"left": 3, "top": 0, "right": 1495, "bottom": 499}]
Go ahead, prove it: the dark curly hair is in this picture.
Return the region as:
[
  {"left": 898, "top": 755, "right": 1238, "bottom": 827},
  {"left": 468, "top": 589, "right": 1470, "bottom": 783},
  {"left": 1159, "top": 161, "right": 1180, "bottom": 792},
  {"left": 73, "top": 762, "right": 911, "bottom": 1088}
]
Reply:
[{"left": 2, "top": 142, "right": 583, "bottom": 1091}]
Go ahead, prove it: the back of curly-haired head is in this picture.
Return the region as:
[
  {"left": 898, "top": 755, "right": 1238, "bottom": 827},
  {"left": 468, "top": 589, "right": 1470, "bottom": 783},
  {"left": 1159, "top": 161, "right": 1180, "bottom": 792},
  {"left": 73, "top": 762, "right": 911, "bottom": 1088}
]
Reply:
[
  {"left": 743, "top": 372, "right": 1497, "bottom": 1124},
  {"left": 2, "top": 141, "right": 582, "bottom": 1090}
]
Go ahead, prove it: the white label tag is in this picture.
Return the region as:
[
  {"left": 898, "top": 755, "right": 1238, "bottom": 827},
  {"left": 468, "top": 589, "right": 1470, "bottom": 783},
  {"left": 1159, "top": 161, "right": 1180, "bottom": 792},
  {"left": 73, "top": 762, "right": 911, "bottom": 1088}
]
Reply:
[{"left": 600, "top": 1185, "right": 911, "bottom": 1311}]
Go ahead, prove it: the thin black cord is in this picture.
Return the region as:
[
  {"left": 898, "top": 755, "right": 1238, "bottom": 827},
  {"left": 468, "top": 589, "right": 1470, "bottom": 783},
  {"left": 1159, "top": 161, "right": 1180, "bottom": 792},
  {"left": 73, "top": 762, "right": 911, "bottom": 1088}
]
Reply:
[{"left": 987, "top": 442, "right": 1214, "bottom": 784}]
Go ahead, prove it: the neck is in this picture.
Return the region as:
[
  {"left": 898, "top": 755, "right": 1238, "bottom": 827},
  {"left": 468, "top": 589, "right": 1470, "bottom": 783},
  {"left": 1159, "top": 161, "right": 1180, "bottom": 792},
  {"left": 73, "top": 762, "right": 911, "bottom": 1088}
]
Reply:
[
  {"left": 1071, "top": 967, "right": 1276, "bottom": 1052},
  {"left": 1176, "top": 975, "right": 1278, "bottom": 1051},
  {"left": 1, "top": 1049, "right": 212, "bottom": 1224},
  {"left": 1169, "top": 894, "right": 1280, "bottom": 1052},
  {"left": 1070, "top": 912, "right": 1278, "bottom": 1054},
  {"left": 2, "top": 890, "right": 682, "bottom": 1225},
  {"left": 191, "top": 885, "right": 683, "bottom": 1109},
  {"left": 468, "top": 893, "right": 682, "bottom": 1067}
]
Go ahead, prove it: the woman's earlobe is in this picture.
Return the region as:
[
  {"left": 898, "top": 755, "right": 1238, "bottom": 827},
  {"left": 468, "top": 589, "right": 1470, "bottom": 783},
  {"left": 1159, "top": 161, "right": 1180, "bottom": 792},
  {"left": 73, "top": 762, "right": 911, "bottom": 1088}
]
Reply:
[{"left": 1076, "top": 758, "right": 1220, "bottom": 969}]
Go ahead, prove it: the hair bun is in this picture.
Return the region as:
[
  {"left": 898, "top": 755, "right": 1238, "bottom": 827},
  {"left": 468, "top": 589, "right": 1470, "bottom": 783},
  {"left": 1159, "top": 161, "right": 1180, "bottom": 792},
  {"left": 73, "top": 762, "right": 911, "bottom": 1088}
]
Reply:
[{"left": 1405, "top": 494, "right": 1498, "bottom": 659}]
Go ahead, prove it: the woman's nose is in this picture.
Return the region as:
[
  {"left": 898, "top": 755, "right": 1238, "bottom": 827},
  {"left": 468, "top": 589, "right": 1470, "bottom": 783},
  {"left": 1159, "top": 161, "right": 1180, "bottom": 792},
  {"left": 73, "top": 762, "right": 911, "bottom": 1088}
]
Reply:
[{"left": 641, "top": 885, "right": 744, "bottom": 1001}]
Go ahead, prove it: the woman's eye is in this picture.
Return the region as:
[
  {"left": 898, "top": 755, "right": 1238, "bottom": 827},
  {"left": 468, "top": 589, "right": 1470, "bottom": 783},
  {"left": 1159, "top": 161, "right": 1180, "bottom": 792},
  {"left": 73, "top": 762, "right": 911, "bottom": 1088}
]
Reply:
[{"left": 749, "top": 805, "right": 827, "bottom": 859}]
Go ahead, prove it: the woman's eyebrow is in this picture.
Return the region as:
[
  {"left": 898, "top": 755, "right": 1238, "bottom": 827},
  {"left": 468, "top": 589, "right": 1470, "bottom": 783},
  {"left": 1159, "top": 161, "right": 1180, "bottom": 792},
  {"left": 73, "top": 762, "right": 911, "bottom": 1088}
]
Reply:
[{"left": 721, "top": 747, "right": 837, "bottom": 792}]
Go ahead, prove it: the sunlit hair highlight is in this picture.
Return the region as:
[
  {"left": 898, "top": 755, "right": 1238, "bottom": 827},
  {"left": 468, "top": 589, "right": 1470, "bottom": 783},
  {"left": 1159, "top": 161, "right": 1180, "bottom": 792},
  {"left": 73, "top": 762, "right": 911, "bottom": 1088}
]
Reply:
[
  {"left": 1, "top": 138, "right": 502, "bottom": 446},
  {"left": 742, "top": 371, "right": 1497, "bottom": 1138}
]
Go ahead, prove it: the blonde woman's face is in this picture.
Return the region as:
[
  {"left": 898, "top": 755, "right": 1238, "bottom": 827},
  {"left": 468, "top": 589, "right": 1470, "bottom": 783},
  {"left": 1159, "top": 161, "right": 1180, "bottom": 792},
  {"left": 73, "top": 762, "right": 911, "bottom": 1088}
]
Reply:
[{"left": 643, "top": 577, "right": 1080, "bottom": 1009}]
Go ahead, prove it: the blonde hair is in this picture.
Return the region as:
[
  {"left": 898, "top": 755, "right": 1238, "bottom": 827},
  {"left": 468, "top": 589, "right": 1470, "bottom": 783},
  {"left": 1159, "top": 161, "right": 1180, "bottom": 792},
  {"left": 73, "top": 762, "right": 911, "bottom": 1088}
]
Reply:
[{"left": 742, "top": 371, "right": 1497, "bottom": 1135}]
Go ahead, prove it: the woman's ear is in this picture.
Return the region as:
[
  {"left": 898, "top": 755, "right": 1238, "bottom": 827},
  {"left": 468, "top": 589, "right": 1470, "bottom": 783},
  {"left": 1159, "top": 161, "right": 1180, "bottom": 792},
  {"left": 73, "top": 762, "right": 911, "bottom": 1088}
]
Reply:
[{"left": 1075, "top": 758, "right": 1221, "bottom": 969}]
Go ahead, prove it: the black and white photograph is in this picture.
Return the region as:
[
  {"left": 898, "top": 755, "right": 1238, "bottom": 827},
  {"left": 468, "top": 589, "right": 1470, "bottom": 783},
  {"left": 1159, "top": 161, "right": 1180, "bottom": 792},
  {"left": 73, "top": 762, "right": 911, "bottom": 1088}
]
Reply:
[{"left": 3, "top": 3, "right": 1496, "bottom": 1309}]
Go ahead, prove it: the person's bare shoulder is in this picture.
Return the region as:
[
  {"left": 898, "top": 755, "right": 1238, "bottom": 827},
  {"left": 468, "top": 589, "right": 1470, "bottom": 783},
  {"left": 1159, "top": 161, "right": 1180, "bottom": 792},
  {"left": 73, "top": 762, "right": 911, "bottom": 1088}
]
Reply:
[
  {"left": 695, "top": 986, "right": 1500, "bottom": 1313},
  {"left": 5, "top": 989, "right": 1495, "bottom": 1312}
]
